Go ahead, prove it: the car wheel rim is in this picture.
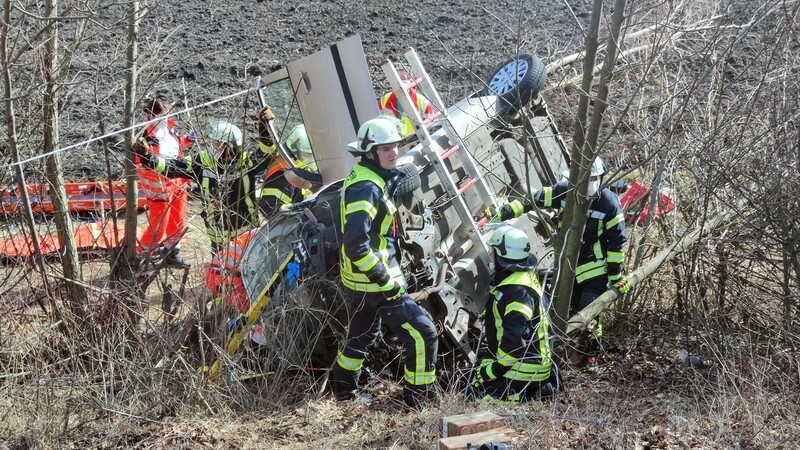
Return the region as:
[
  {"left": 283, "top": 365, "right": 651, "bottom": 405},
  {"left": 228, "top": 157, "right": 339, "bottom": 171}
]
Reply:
[{"left": 488, "top": 59, "right": 530, "bottom": 95}]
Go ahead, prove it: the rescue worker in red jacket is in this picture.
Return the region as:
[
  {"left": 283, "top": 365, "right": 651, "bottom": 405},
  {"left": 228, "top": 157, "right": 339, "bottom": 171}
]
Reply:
[
  {"left": 133, "top": 107, "right": 278, "bottom": 255},
  {"left": 331, "top": 116, "right": 438, "bottom": 408},
  {"left": 495, "top": 157, "right": 629, "bottom": 367},
  {"left": 470, "top": 225, "right": 554, "bottom": 402},
  {"left": 136, "top": 96, "right": 196, "bottom": 267},
  {"left": 378, "top": 68, "right": 434, "bottom": 137}
]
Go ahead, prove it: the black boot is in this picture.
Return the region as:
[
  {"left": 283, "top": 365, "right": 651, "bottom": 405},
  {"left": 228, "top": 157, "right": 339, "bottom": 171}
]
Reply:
[
  {"left": 403, "top": 386, "right": 436, "bottom": 409},
  {"left": 164, "top": 249, "right": 190, "bottom": 268}
]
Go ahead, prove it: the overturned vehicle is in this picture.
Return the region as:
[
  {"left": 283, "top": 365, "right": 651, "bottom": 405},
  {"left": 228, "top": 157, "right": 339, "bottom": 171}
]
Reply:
[{"left": 206, "top": 36, "right": 571, "bottom": 378}]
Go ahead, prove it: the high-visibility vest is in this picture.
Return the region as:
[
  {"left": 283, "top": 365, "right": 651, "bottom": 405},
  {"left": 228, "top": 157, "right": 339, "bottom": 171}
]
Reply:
[
  {"left": 482, "top": 270, "right": 552, "bottom": 383},
  {"left": 378, "top": 89, "right": 433, "bottom": 137},
  {"left": 339, "top": 163, "right": 402, "bottom": 293}
]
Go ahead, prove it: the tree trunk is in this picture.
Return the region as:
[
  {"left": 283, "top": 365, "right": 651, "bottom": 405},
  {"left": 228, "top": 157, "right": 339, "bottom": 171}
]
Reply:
[
  {"left": 1, "top": 0, "right": 67, "bottom": 332},
  {"left": 553, "top": 0, "right": 629, "bottom": 333},
  {"left": 111, "top": 0, "right": 141, "bottom": 285},
  {"left": 550, "top": 0, "right": 605, "bottom": 335},
  {"left": 43, "top": 0, "right": 87, "bottom": 318}
]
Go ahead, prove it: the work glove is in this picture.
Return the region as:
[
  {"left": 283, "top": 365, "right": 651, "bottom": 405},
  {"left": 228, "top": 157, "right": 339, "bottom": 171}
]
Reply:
[
  {"left": 382, "top": 281, "right": 406, "bottom": 301},
  {"left": 498, "top": 203, "right": 515, "bottom": 221},
  {"left": 608, "top": 274, "right": 631, "bottom": 294},
  {"left": 186, "top": 128, "right": 201, "bottom": 143},
  {"left": 471, "top": 362, "right": 506, "bottom": 388},
  {"left": 258, "top": 105, "right": 276, "bottom": 122},
  {"left": 132, "top": 136, "right": 151, "bottom": 157},
  {"left": 613, "top": 278, "right": 631, "bottom": 295}
]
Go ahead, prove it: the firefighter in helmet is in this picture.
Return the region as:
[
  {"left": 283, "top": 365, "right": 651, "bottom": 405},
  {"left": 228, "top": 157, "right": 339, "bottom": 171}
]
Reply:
[
  {"left": 470, "top": 225, "right": 554, "bottom": 402},
  {"left": 331, "top": 116, "right": 438, "bottom": 408},
  {"left": 257, "top": 124, "right": 319, "bottom": 217},
  {"left": 494, "top": 157, "right": 629, "bottom": 368},
  {"left": 133, "top": 107, "right": 279, "bottom": 255}
]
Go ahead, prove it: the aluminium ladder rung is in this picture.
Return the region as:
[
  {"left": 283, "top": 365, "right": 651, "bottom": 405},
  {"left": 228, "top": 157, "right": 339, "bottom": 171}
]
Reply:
[{"left": 458, "top": 178, "right": 478, "bottom": 195}]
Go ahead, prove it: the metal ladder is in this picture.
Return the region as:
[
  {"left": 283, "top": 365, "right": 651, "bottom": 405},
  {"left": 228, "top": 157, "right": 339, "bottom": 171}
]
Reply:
[{"left": 381, "top": 48, "right": 499, "bottom": 260}]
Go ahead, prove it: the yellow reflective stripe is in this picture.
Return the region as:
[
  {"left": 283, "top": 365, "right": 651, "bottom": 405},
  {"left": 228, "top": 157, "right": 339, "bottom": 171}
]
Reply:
[
  {"left": 336, "top": 351, "right": 364, "bottom": 372},
  {"left": 497, "top": 348, "right": 518, "bottom": 366},
  {"left": 404, "top": 367, "right": 436, "bottom": 385},
  {"left": 259, "top": 141, "right": 277, "bottom": 156},
  {"left": 593, "top": 240, "right": 604, "bottom": 260},
  {"left": 399, "top": 117, "right": 414, "bottom": 137},
  {"left": 494, "top": 271, "right": 544, "bottom": 295},
  {"left": 401, "top": 322, "right": 435, "bottom": 386},
  {"left": 605, "top": 213, "right": 624, "bottom": 229},
  {"left": 607, "top": 251, "right": 624, "bottom": 264},
  {"left": 607, "top": 273, "right": 622, "bottom": 282},
  {"left": 242, "top": 175, "right": 258, "bottom": 222},
  {"left": 492, "top": 300, "right": 504, "bottom": 357},
  {"left": 341, "top": 278, "right": 384, "bottom": 292},
  {"left": 379, "top": 92, "right": 392, "bottom": 111},
  {"left": 576, "top": 266, "right": 607, "bottom": 283},
  {"left": 353, "top": 253, "right": 379, "bottom": 272},
  {"left": 504, "top": 367, "right": 551, "bottom": 382},
  {"left": 154, "top": 157, "right": 167, "bottom": 173},
  {"left": 593, "top": 315, "right": 604, "bottom": 338},
  {"left": 542, "top": 186, "right": 554, "bottom": 207},
  {"left": 509, "top": 200, "right": 524, "bottom": 218},
  {"left": 505, "top": 301, "right": 533, "bottom": 319},
  {"left": 345, "top": 200, "right": 378, "bottom": 219},
  {"left": 576, "top": 260, "right": 605, "bottom": 276},
  {"left": 259, "top": 187, "right": 292, "bottom": 204},
  {"left": 575, "top": 260, "right": 605, "bottom": 275}
]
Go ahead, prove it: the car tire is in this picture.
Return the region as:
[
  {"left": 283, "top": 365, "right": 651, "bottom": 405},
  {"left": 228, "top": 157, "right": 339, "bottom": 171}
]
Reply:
[
  {"left": 483, "top": 54, "right": 546, "bottom": 114},
  {"left": 395, "top": 162, "right": 422, "bottom": 198}
]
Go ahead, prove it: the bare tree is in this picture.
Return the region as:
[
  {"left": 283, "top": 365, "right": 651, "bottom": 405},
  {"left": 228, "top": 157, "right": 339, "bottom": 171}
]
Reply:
[
  {"left": 42, "top": 0, "right": 87, "bottom": 316},
  {"left": 549, "top": 0, "right": 628, "bottom": 334}
]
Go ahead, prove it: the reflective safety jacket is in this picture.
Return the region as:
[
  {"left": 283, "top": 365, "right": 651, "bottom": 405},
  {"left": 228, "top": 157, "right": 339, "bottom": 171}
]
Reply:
[
  {"left": 143, "top": 142, "right": 277, "bottom": 244},
  {"left": 136, "top": 117, "right": 192, "bottom": 200},
  {"left": 506, "top": 181, "right": 627, "bottom": 284},
  {"left": 482, "top": 270, "right": 552, "bottom": 382},
  {"left": 340, "top": 160, "right": 404, "bottom": 294},
  {"left": 378, "top": 88, "right": 434, "bottom": 137}
]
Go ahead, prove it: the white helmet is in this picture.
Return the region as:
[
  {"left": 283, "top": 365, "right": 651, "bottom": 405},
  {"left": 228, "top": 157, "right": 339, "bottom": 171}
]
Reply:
[
  {"left": 591, "top": 157, "right": 606, "bottom": 177},
  {"left": 347, "top": 117, "right": 402, "bottom": 156},
  {"left": 285, "top": 124, "right": 312, "bottom": 156},
  {"left": 487, "top": 225, "right": 532, "bottom": 262},
  {"left": 208, "top": 120, "right": 243, "bottom": 150}
]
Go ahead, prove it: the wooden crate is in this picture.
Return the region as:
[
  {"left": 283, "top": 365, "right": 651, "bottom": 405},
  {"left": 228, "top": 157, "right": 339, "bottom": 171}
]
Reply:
[
  {"left": 437, "top": 426, "right": 516, "bottom": 450},
  {"left": 440, "top": 411, "right": 506, "bottom": 437}
]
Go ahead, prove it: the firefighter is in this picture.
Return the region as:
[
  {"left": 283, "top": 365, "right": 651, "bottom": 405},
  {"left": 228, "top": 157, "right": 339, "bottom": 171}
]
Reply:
[
  {"left": 378, "top": 68, "right": 434, "bottom": 137},
  {"left": 133, "top": 107, "right": 278, "bottom": 255},
  {"left": 495, "top": 157, "right": 629, "bottom": 368},
  {"left": 136, "top": 96, "right": 196, "bottom": 267},
  {"left": 282, "top": 124, "right": 318, "bottom": 194},
  {"left": 331, "top": 116, "right": 438, "bottom": 408},
  {"left": 256, "top": 124, "right": 317, "bottom": 217},
  {"left": 470, "top": 225, "right": 553, "bottom": 402}
]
